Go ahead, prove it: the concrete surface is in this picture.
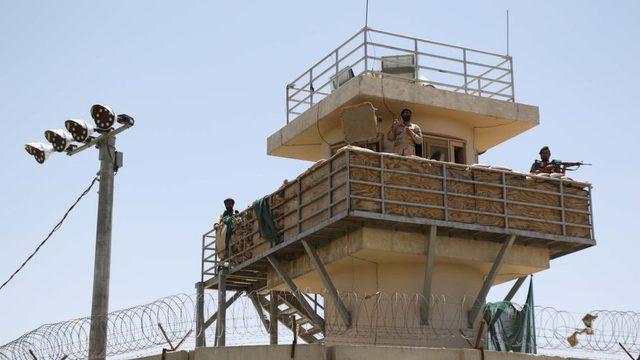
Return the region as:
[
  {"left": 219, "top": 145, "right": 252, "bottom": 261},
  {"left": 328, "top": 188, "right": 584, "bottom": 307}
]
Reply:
[
  {"left": 134, "top": 344, "right": 585, "bottom": 360},
  {"left": 267, "top": 73, "right": 539, "bottom": 162}
]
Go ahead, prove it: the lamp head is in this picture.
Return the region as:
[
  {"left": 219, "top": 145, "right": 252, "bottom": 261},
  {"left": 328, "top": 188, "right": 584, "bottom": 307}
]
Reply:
[
  {"left": 44, "top": 129, "right": 75, "bottom": 152},
  {"left": 24, "top": 142, "right": 54, "bottom": 164},
  {"left": 90, "top": 104, "right": 116, "bottom": 131},
  {"left": 116, "top": 114, "right": 135, "bottom": 126},
  {"left": 65, "top": 119, "right": 95, "bottom": 142}
]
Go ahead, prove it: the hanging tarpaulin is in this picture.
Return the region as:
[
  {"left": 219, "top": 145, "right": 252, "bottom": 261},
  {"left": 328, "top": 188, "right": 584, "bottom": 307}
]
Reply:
[
  {"left": 252, "top": 196, "right": 278, "bottom": 246},
  {"left": 483, "top": 277, "right": 537, "bottom": 353},
  {"left": 220, "top": 214, "right": 235, "bottom": 256}
]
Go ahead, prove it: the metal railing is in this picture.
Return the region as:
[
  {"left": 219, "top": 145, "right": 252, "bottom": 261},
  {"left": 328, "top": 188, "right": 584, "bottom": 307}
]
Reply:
[
  {"left": 286, "top": 27, "right": 515, "bottom": 123},
  {"left": 346, "top": 150, "right": 594, "bottom": 241},
  {"left": 201, "top": 229, "right": 218, "bottom": 284},
  {"left": 201, "top": 149, "right": 594, "bottom": 286}
]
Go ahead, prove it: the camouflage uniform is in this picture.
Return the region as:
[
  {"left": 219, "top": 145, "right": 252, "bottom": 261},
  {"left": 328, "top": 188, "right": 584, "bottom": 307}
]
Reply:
[{"left": 530, "top": 160, "right": 561, "bottom": 174}]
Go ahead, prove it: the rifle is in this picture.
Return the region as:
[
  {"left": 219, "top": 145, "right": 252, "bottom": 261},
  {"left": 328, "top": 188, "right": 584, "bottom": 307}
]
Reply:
[{"left": 553, "top": 160, "right": 592, "bottom": 173}]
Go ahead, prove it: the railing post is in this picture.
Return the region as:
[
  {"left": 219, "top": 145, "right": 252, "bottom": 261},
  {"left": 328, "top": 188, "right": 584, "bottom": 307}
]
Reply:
[
  {"left": 328, "top": 157, "right": 334, "bottom": 218},
  {"left": 380, "top": 154, "right": 385, "bottom": 214},
  {"left": 201, "top": 234, "right": 206, "bottom": 283},
  {"left": 559, "top": 180, "right": 566, "bottom": 236},
  {"left": 502, "top": 172, "right": 509, "bottom": 229},
  {"left": 309, "top": 70, "right": 314, "bottom": 106},
  {"left": 363, "top": 29, "right": 369, "bottom": 72},
  {"left": 443, "top": 163, "right": 448, "bottom": 221},
  {"left": 346, "top": 149, "right": 351, "bottom": 213},
  {"left": 286, "top": 86, "right": 290, "bottom": 124},
  {"left": 509, "top": 57, "right": 515, "bottom": 101},
  {"left": 414, "top": 39, "right": 419, "bottom": 81},
  {"left": 296, "top": 178, "right": 302, "bottom": 235},
  {"left": 462, "top": 49, "right": 468, "bottom": 94},
  {"left": 588, "top": 186, "right": 595, "bottom": 240},
  {"left": 335, "top": 50, "right": 339, "bottom": 85}
]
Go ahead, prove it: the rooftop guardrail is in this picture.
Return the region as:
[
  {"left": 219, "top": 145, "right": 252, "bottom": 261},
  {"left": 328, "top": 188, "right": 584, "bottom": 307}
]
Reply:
[{"left": 286, "top": 27, "right": 515, "bottom": 123}]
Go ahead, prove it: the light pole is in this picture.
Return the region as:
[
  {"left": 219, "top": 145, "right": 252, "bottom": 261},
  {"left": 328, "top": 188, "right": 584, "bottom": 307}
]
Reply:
[{"left": 25, "top": 104, "right": 134, "bottom": 360}]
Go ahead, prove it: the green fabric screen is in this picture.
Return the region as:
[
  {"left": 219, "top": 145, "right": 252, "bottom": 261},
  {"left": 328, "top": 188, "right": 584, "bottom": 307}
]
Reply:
[
  {"left": 483, "top": 277, "right": 537, "bottom": 353},
  {"left": 252, "top": 197, "right": 277, "bottom": 246},
  {"left": 221, "top": 215, "right": 234, "bottom": 255}
]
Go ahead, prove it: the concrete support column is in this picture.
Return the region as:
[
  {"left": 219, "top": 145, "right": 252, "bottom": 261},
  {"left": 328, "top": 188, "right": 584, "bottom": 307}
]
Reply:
[{"left": 420, "top": 225, "right": 437, "bottom": 325}]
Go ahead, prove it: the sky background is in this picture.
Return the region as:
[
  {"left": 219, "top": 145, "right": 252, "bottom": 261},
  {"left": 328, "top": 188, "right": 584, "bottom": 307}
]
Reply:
[{"left": 0, "top": 0, "right": 639, "bottom": 347}]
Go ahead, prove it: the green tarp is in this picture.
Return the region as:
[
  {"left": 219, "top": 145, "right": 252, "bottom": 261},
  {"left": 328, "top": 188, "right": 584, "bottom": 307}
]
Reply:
[
  {"left": 483, "top": 277, "right": 537, "bottom": 354},
  {"left": 221, "top": 214, "right": 234, "bottom": 255},
  {"left": 252, "top": 197, "right": 277, "bottom": 246}
]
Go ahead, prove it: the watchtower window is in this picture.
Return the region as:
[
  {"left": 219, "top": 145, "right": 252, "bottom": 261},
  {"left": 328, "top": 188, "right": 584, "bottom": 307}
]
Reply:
[{"left": 423, "top": 135, "right": 466, "bottom": 164}]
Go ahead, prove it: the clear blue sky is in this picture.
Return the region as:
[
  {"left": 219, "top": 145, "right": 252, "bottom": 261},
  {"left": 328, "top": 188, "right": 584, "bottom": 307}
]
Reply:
[{"left": 1, "top": 0, "right": 638, "bottom": 345}]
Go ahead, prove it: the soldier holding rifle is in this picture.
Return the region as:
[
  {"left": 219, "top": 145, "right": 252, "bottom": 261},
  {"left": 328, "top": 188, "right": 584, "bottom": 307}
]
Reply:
[{"left": 530, "top": 146, "right": 590, "bottom": 174}]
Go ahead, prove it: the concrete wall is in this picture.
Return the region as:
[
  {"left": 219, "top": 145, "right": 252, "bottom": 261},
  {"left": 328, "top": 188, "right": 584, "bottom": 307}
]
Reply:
[
  {"left": 266, "top": 226, "right": 549, "bottom": 295},
  {"left": 261, "top": 226, "right": 549, "bottom": 348},
  {"left": 134, "top": 345, "right": 583, "bottom": 360},
  {"left": 268, "top": 74, "right": 539, "bottom": 162},
  {"left": 318, "top": 108, "right": 478, "bottom": 163}
]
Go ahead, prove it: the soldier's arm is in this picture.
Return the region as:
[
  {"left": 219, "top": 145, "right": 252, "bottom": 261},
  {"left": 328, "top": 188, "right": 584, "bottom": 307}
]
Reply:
[
  {"left": 387, "top": 119, "right": 398, "bottom": 141},
  {"left": 409, "top": 125, "right": 423, "bottom": 144},
  {"left": 530, "top": 162, "right": 539, "bottom": 173}
]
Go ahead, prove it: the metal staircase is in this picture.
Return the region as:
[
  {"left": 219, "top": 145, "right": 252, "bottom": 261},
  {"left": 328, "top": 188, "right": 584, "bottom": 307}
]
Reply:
[{"left": 254, "top": 291, "right": 325, "bottom": 343}]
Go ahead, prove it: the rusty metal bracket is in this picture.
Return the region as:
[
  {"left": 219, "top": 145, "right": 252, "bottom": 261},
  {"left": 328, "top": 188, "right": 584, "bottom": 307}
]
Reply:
[{"left": 157, "top": 323, "right": 193, "bottom": 352}]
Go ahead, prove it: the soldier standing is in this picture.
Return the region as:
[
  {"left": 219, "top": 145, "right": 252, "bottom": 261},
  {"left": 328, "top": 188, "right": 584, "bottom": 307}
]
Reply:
[{"left": 387, "top": 108, "right": 422, "bottom": 156}]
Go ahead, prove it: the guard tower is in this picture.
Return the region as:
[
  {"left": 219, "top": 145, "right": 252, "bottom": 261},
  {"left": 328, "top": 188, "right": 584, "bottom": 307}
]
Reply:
[{"left": 196, "top": 28, "right": 595, "bottom": 349}]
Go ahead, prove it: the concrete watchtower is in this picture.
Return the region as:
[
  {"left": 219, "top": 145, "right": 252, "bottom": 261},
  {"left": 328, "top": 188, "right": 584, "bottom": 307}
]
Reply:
[{"left": 198, "top": 28, "right": 595, "bottom": 349}]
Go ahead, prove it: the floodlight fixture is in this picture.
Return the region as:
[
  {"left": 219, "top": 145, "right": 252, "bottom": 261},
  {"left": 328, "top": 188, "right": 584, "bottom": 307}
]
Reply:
[
  {"left": 90, "top": 104, "right": 116, "bottom": 131},
  {"left": 24, "top": 142, "right": 54, "bottom": 164},
  {"left": 116, "top": 114, "right": 135, "bottom": 126},
  {"left": 381, "top": 54, "right": 416, "bottom": 80},
  {"left": 44, "top": 129, "right": 76, "bottom": 152},
  {"left": 330, "top": 67, "right": 355, "bottom": 91},
  {"left": 65, "top": 119, "right": 95, "bottom": 142}
]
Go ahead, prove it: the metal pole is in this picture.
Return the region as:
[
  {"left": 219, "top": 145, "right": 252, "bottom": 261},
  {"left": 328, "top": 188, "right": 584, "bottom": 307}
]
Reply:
[
  {"left": 503, "top": 276, "right": 526, "bottom": 302},
  {"left": 216, "top": 269, "right": 227, "bottom": 347},
  {"left": 509, "top": 57, "right": 515, "bottom": 101},
  {"left": 363, "top": 29, "right": 369, "bottom": 72},
  {"left": 414, "top": 39, "right": 419, "bottom": 81},
  {"left": 195, "top": 282, "right": 205, "bottom": 347},
  {"left": 286, "top": 86, "right": 290, "bottom": 124},
  {"left": 364, "top": 0, "right": 369, "bottom": 28},
  {"left": 269, "top": 291, "right": 278, "bottom": 345},
  {"left": 88, "top": 136, "right": 116, "bottom": 360},
  {"left": 462, "top": 49, "right": 468, "bottom": 94}
]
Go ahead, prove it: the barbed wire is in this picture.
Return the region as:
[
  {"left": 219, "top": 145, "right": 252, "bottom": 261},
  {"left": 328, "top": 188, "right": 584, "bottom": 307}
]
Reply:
[{"left": 1, "top": 291, "right": 638, "bottom": 360}]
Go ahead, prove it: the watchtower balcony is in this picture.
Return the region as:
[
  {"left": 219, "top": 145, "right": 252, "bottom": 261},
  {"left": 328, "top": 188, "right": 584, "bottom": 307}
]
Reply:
[{"left": 201, "top": 147, "right": 595, "bottom": 291}]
